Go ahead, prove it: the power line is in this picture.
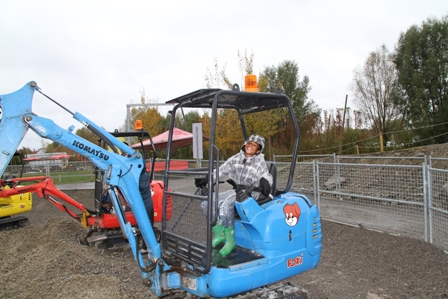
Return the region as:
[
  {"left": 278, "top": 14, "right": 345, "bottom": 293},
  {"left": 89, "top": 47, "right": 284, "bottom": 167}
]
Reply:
[{"left": 299, "top": 120, "right": 448, "bottom": 154}]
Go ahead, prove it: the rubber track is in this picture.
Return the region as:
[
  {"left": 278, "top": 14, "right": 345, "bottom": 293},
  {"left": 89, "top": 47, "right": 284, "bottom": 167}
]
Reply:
[
  {"left": 0, "top": 216, "right": 29, "bottom": 230},
  {"left": 160, "top": 282, "right": 310, "bottom": 299}
]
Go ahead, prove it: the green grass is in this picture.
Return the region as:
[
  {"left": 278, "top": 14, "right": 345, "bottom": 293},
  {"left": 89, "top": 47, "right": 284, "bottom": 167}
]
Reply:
[{"left": 22, "top": 170, "right": 95, "bottom": 184}]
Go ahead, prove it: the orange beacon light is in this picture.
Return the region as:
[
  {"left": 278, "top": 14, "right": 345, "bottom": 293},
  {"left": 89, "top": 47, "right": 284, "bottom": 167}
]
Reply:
[
  {"left": 244, "top": 74, "right": 259, "bottom": 92},
  {"left": 135, "top": 120, "right": 143, "bottom": 130}
]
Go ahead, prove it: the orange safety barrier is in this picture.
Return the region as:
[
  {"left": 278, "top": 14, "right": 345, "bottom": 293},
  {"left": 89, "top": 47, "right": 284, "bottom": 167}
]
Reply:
[{"left": 146, "top": 160, "right": 189, "bottom": 172}]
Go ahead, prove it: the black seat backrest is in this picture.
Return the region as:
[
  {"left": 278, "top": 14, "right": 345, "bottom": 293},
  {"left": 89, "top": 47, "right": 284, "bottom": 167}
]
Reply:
[
  {"left": 267, "top": 161, "right": 277, "bottom": 197},
  {"left": 256, "top": 161, "right": 277, "bottom": 205}
]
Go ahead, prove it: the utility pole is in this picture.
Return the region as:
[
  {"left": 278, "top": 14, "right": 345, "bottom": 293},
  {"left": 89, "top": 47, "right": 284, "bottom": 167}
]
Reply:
[{"left": 338, "top": 95, "right": 348, "bottom": 155}]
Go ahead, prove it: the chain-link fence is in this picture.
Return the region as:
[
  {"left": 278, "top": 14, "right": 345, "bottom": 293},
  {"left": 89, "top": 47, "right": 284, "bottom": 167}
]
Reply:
[
  {"left": 274, "top": 154, "right": 448, "bottom": 251},
  {"left": 427, "top": 166, "right": 448, "bottom": 251},
  {"left": 3, "top": 161, "right": 96, "bottom": 184},
  {"left": 273, "top": 154, "right": 335, "bottom": 200},
  {"left": 4, "top": 156, "right": 447, "bottom": 251},
  {"left": 316, "top": 162, "right": 426, "bottom": 240},
  {"left": 314, "top": 157, "right": 447, "bottom": 251}
]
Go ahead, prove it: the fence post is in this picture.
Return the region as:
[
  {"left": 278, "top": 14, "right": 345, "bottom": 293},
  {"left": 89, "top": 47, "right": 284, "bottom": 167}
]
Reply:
[
  {"left": 425, "top": 162, "right": 432, "bottom": 244},
  {"left": 336, "top": 157, "right": 341, "bottom": 200},
  {"left": 312, "top": 160, "right": 317, "bottom": 204},
  {"left": 424, "top": 162, "right": 428, "bottom": 242},
  {"left": 315, "top": 161, "right": 321, "bottom": 209},
  {"left": 379, "top": 131, "right": 384, "bottom": 152}
]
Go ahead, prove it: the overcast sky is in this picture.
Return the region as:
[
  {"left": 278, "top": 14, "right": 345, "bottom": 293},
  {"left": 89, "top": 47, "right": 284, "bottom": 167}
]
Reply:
[{"left": 1, "top": 0, "right": 447, "bottom": 151}]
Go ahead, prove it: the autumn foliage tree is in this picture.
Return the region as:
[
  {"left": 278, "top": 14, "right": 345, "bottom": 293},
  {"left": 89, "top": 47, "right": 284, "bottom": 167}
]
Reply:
[
  {"left": 130, "top": 89, "right": 167, "bottom": 138},
  {"left": 203, "top": 52, "right": 322, "bottom": 157}
]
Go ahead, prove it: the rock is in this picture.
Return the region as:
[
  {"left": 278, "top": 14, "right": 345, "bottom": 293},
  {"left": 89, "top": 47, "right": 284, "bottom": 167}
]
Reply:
[
  {"left": 324, "top": 175, "right": 347, "bottom": 190},
  {"left": 365, "top": 290, "right": 392, "bottom": 299}
]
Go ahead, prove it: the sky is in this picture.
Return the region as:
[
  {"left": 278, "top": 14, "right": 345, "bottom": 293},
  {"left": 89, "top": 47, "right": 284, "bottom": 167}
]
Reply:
[{"left": 1, "top": 0, "right": 447, "bottom": 151}]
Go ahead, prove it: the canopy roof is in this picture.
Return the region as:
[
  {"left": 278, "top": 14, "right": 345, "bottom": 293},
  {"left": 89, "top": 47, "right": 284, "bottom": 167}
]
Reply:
[
  {"left": 131, "top": 127, "right": 206, "bottom": 151},
  {"left": 165, "top": 88, "right": 290, "bottom": 114},
  {"left": 50, "top": 154, "right": 72, "bottom": 160},
  {"left": 23, "top": 156, "right": 41, "bottom": 161}
]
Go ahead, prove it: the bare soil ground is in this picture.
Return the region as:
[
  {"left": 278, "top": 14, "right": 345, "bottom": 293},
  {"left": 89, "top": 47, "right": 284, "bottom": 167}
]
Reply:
[{"left": 1, "top": 144, "right": 448, "bottom": 299}]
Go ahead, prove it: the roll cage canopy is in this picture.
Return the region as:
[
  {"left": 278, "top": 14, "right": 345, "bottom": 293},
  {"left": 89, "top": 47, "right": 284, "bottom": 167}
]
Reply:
[
  {"left": 165, "top": 85, "right": 291, "bottom": 114},
  {"left": 165, "top": 83, "right": 300, "bottom": 195}
]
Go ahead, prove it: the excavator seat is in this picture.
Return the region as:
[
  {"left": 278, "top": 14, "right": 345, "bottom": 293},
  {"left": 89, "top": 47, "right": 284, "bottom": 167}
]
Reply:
[
  {"left": 256, "top": 161, "right": 277, "bottom": 206},
  {"left": 234, "top": 161, "right": 277, "bottom": 221}
]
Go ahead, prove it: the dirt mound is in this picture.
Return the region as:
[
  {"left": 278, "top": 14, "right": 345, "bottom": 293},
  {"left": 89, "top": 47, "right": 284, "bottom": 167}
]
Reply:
[
  {"left": 1, "top": 144, "right": 448, "bottom": 298},
  {"left": 369, "top": 143, "right": 448, "bottom": 158},
  {"left": 294, "top": 221, "right": 448, "bottom": 299},
  {"left": 0, "top": 217, "right": 150, "bottom": 299},
  {"left": 2, "top": 216, "right": 446, "bottom": 299},
  {"left": 356, "top": 143, "right": 448, "bottom": 168}
]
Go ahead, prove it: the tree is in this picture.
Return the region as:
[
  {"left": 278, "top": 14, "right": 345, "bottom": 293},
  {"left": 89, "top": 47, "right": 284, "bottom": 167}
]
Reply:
[
  {"left": 204, "top": 54, "right": 317, "bottom": 157},
  {"left": 204, "top": 49, "right": 255, "bottom": 89},
  {"left": 237, "top": 49, "right": 255, "bottom": 84},
  {"left": 393, "top": 15, "right": 448, "bottom": 144},
  {"left": 204, "top": 58, "right": 232, "bottom": 89},
  {"left": 351, "top": 44, "right": 401, "bottom": 144},
  {"left": 130, "top": 89, "right": 165, "bottom": 137},
  {"left": 76, "top": 126, "right": 99, "bottom": 145},
  {"left": 259, "top": 60, "right": 318, "bottom": 125},
  {"left": 259, "top": 60, "right": 319, "bottom": 153},
  {"left": 203, "top": 50, "right": 264, "bottom": 158},
  {"left": 215, "top": 109, "right": 244, "bottom": 158},
  {"left": 172, "top": 110, "right": 202, "bottom": 158},
  {"left": 132, "top": 107, "right": 165, "bottom": 135}
]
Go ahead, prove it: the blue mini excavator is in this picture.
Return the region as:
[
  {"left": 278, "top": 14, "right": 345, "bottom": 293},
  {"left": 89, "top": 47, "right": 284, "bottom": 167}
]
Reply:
[{"left": 0, "top": 79, "right": 321, "bottom": 298}]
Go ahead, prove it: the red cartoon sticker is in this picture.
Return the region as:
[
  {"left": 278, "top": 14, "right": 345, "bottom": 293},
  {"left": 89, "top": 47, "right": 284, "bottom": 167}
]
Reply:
[{"left": 283, "top": 202, "right": 301, "bottom": 226}]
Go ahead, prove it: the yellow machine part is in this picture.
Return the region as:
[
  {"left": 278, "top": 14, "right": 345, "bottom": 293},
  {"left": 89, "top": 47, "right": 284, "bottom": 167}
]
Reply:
[{"left": 0, "top": 186, "right": 33, "bottom": 218}]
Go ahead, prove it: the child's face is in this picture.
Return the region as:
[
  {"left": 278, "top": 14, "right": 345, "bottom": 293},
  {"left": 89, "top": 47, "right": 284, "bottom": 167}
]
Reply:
[{"left": 245, "top": 141, "right": 260, "bottom": 157}]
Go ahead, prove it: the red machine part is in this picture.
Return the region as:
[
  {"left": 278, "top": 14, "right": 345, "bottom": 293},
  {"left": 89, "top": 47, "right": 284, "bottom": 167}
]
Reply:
[
  {"left": 151, "top": 180, "right": 172, "bottom": 222},
  {"left": 0, "top": 176, "right": 172, "bottom": 228}
]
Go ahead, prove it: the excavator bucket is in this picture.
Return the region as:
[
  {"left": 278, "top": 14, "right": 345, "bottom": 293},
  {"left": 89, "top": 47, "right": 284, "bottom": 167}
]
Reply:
[{"left": 0, "top": 81, "right": 36, "bottom": 176}]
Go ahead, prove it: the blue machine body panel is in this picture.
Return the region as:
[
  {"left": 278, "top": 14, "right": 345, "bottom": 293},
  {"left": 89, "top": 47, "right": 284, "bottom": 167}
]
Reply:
[{"left": 166, "top": 193, "right": 322, "bottom": 298}]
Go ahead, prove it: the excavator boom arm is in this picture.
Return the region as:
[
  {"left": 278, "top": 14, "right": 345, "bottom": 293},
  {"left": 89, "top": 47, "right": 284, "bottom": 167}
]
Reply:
[
  {"left": 0, "top": 82, "right": 161, "bottom": 270},
  {"left": 0, "top": 82, "right": 35, "bottom": 175}
]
